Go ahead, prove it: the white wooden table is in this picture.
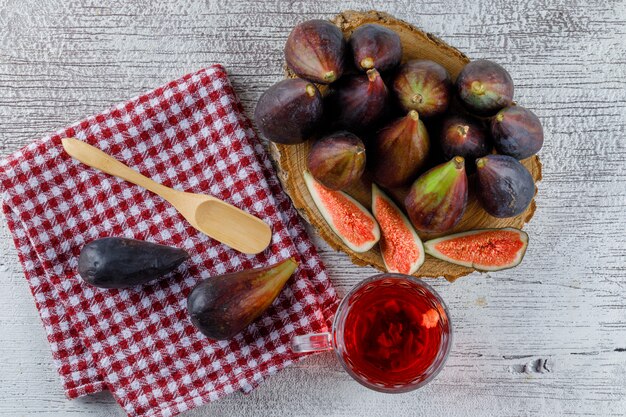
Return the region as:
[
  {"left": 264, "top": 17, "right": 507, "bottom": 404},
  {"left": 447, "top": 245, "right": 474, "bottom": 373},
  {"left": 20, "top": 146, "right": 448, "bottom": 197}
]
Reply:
[{"left": 1, "top": 1, "right": 625, "bottom": 416}]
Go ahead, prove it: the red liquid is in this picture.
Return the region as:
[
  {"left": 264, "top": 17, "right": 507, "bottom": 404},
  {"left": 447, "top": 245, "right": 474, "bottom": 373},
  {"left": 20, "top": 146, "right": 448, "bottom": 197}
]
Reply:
[{"left": 340, "top": 278, "right": 448, "bottom": 388}]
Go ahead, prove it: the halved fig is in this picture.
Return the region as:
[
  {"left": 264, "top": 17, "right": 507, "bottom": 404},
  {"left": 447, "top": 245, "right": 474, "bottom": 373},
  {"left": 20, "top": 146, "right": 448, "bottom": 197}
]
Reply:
[
  {"left": 424, "top": 227, "right": 528, "bottom": 271},
  {"left": 372, "top": 184, "right": 425, "bottom": 275},
  {"left": 304, "top": 171, "right": 380, "bottom": 252},
  {"left": 285, "top": 19, "right": 345, "bottom": 84}
]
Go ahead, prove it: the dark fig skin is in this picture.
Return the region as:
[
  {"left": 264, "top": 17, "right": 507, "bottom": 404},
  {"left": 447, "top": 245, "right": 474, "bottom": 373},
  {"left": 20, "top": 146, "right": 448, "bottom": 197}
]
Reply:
[
  {"left": 285, "top": 19, "right": 345, "bottom": 84},
  {"left": 350, "top": 24, "right": 402, "bottom": 72},
  {"left": 405, "top": 156, "right": 468, "bottom": 233},
  {"left": 78, "top": 237, "right": 189, "bottom": 289},
  {"left": 372, "top": 110, "right": 430, "bottom": 188},
  {"left": 491, "top": 105, "right": 544, "bottom": 159},
  {"left": 326, "top": 68, "right": 388, "bottom": 132},
  {"left": 440, "top": 115, "right": 491, "bottom": 162},
  {"left": 456, "top": 60, "right": 514, "bottom": 116},
  {"left": 187, "top": 258, "right": 298, "bottom": 340},
  {"left": 476, "top": 154, "right": 535, "bottom": 218},
  {"left": 393, "top": 59, "right": 452, "bottom": 118},
  {"left": 254, "top": 79, "right": 323, "bottom": 145},
  {"left": 307, "top": 131, "right": 366, "bottom": 190}
]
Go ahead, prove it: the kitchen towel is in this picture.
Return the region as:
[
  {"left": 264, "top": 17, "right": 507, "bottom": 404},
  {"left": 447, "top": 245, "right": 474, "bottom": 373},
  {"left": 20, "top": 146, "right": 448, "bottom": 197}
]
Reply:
[{"left": 0, "top": 65, "right": 338, "bottom": 417}]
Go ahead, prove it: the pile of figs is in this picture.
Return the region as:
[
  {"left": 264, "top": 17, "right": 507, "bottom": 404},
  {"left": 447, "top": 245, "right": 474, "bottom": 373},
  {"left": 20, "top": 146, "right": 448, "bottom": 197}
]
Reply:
[{"left": 255, "top": 19, "right": 543, "bottom": 274}]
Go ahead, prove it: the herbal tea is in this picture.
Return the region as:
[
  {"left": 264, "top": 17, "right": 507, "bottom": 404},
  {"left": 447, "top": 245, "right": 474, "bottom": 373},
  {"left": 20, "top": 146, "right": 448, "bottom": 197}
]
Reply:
[{"left": 340, "top": 277, "right": 450, "bottom": 388}]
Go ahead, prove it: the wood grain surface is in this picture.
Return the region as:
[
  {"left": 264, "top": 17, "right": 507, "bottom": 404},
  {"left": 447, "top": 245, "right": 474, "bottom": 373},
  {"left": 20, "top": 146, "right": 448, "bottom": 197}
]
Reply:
[
  {"left": 0, "top": 1, "right": 625, "bottom": 416},
  {"left": 273, "top": 10, "right": 542, "bottom": 281}
]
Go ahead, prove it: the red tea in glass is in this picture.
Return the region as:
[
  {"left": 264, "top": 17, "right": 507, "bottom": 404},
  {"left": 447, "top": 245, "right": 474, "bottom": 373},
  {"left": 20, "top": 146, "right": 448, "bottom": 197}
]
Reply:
[{"left": 292, "top": 274, "right": 452, "bottom": 392}]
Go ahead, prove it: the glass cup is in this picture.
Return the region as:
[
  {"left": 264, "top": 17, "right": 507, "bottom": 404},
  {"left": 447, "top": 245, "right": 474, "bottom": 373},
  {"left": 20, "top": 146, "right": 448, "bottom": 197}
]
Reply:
[{"left": 292, "top": 273, "right": 452, "bottom": 393}]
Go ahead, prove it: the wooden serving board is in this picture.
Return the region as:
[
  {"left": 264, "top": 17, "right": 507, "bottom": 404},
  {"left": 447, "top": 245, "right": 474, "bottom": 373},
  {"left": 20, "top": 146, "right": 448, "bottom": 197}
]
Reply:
[{"left": 269, "top": 10, "right": 542, "bottom": 281}]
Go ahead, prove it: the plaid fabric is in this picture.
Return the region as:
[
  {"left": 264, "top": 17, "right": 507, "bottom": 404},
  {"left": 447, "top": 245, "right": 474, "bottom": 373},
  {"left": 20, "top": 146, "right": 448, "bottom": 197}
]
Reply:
[{"left": 0, "top": 65, "right": 338, "bottom": 417}]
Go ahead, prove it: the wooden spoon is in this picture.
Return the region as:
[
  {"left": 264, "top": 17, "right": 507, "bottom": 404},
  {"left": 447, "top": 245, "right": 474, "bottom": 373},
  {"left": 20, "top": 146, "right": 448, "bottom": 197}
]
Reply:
[{"left": 61, "top": 138, "right": 272, "bottom": 254}]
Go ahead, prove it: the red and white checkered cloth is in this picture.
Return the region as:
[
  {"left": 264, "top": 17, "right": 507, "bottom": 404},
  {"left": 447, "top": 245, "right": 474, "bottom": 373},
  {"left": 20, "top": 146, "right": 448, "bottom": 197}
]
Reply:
[{"left": 0, "top": 65, "right": 338, "bottom": 416}]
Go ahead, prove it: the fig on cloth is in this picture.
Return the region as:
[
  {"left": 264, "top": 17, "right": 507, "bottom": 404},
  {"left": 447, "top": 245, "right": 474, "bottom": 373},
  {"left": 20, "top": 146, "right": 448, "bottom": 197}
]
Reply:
[
  {"left": 187, "top": 258, "right": 298, "bottom": 340},
  {"left": 78, "top": 237, "right": 189, "bottom": 289}
]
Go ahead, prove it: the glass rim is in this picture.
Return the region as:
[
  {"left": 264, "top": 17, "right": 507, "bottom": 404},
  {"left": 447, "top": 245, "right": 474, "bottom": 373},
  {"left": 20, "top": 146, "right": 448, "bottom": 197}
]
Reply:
[{"left": 331, "top": 273, "right": 453, "bottom": 393}]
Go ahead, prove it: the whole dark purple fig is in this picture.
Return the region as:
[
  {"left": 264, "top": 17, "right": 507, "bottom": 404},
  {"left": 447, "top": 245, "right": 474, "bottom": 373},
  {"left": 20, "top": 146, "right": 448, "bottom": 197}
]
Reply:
[
  {"left": 440, "top": 115, "right": 491, "bottom": 162},
  {"left": 476, "top": 154, "right": 534, "bottom": 218},
  {"left": 349, "top": 23, "right": 402, "bottom": 72},
  {"left": 491, "top": 105, "right": 544, "bottom": 159},
  {"left": 393, "top": 59, "right": 452, "bottom": 118},
  {"left": 307, "top": 131, "right": 366, "bottom": 190},
  {"left": 405, "top": 157, "right": 468, "bottom": 233},
  {"left": 78, "top": 237, "right": 189, "bottom": 289},
  {"left": 372, "top": 110, "right": 430, "bottom": 188},
  {"left": 254, "top": 79, "right": 323, "bottom": 145},
  {"left": 326, "top": 68, "right": 388, "bottom": 132},
  {"left": 456, "top": 60, "right": 514, "bottom": 116},
  {"left": 285, "top": 19, "right": 345, "bottom": 84}
]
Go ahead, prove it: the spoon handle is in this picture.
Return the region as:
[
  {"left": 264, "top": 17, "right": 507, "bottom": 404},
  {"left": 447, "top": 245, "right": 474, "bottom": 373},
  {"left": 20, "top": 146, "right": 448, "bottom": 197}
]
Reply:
[{"left": 61, "top": 138, "right": 169, "bottom": 196}]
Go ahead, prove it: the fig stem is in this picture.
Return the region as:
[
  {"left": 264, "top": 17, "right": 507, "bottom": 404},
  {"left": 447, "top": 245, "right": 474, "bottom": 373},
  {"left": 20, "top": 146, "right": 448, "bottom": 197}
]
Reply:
[
  {"left": 495, "top": 112, "right": 505, "bottom": 122},
  {"left": 456, "top": 125, "right": 469, "bottom": 137},
  {"left": 411, "top": 94, "right": 423, "bottom": 104},
  {"left": 366, "top": 68, "right": 380, "bottom": 82},
  {"left": 471, "top": 81, "right": 486, "bottom": 95},
  {"left": 305, "top": 84, "right": 317, "bottom": 98},
  {"left": 408, "top": 110, "right": 420, "bottom": 121},
  {"left": 323, "top": 71, "right": 337, "bottom": 83},
  {"left": 476, "top": 157, "right": 486, "bottom": 169},
  {"left": 453, "top": 156, "right": 465, "bottom": 169},
  {"left": 360, "top": 57, "right": 375, "bottom": 70}
]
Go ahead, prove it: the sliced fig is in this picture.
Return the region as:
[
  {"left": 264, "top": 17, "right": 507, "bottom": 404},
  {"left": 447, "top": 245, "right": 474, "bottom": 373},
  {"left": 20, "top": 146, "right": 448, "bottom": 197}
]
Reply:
[
  {"left": 78, "top": 237, "right": 189, "bottom": 289},
  {"left": 392, "top": 59, "right": 452, "bottom": 118},
  {"left": 285, "top": 19, "right": 345, "bottom": 84},
  {"left": 476, "top": 154, "right": 534, "bottom": 218},
  {"left": 326, "top": 68, "right": 388, "bottom": 132},
  {"left": 440, "top": 114, "right": 491, "bottom": 162},
  {"left": 349, "top": 23, "right": 402, "bottom": 72},
  {"left": 254, "top": 79, "right": 323, "bottom": 145},
  {"left": 187, "top": 258, "right": 298, "bottom": 340},
  {"left": 424, "top": 227, "right": 528, "bottom": 271},
  {"left": 372, "top": 184, "right": 425, "bottom": 275},
  {"left": 304, "top": 171, "right": 380, "bottom": 252},
  {"left": 456, "top": 60, "right": 514, "bottom": 116},
  {"left": 491, "top": 105, "right": 544, "bottom": 159},
  {"left": 405, "top": 156, "right": 468, "bottom": 233},
  {"left": 371, "top": 110, "right": 430, "bottom": 188},
  {"left": 307, "top": 131, "right": 366, "bottom": 190}
]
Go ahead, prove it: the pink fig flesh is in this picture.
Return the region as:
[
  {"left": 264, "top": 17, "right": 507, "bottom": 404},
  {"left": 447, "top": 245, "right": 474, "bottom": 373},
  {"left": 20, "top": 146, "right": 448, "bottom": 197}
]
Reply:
[
  {"left": 371, "top": 110, "right": 430, "bottom": 188},
  {"left": 372, "top": 184, "right": 425, "bottom": 275}
]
